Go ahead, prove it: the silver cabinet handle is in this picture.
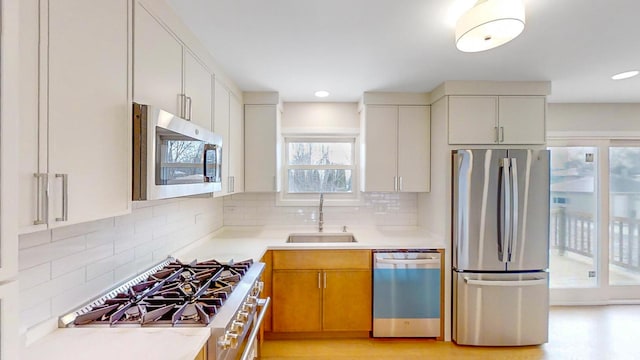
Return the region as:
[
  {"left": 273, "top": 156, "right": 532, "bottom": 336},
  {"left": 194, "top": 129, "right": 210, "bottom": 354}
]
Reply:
[
  {"left": 180, "top": 94, "right": 187, "bottom": 119},
  {"left": 231, "top": 176, "right": 235, "bottom": 193},
  {"left": 494, "top": 126, "right": 499, "bottom": 143},
  {"left": 500, "top": 126, "right": 505, "bottom": 142},
  {"left": 393, "top": 176, "right": 398, "bottom": 192},
  {"left": 317, "top": 272, "right": 321, "bottom": 289},
  {"left": 399, "top": 176, "right": 403, "bottom": 192},
  {"left": 186, "top": 96, "right": 193, "bottom": 120},
  {"left": 55, "top": 173, "right": 68, "bottom": 222},
  {"left": 33, "top": 173, "right": 48, "bottom": 225},
  {"left": 323, "top": 272, "right": 327, "bottom": 289}
]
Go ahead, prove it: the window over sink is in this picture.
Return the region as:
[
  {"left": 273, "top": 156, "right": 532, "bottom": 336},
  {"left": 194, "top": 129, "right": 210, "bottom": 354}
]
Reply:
[{"left": 279, "top": 136, "right": 360, "bottom": 205}]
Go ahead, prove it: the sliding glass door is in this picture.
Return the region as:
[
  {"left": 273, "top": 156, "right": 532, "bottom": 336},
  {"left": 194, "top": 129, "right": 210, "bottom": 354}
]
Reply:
[{"left": 549, "top": 140, "right": 640, "bottom": 304}]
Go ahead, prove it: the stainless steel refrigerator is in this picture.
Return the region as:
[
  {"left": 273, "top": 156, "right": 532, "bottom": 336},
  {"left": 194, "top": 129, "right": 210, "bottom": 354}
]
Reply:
[{"left": 452, "top": 149, "right": 550, "bottom": 346}]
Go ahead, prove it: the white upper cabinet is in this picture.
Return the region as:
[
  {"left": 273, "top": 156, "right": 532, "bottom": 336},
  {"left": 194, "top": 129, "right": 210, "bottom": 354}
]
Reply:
[
  {"left": 133, "top": 1, "right": 213, "bottom": 129},
  {"left": 498, "top": 96, "right": 546, "bottom": 144},
  {"left": 214, "top": 79, "right": 231, "bottom": 196},
  {"left": 133, "top": 1, "right": 182, "bottom": 116},
  {"left": 245, "top": 104, "right": 281, "bottom": 192},
  {"left": 361, "top": 105, "right": 430, "bottom": 192},
  {"left": 183, "top": 50, "right": 213, "bottom": 130},
  {"left": 229, "top": 93, "right": 245, "bottom": 194},
  {"left": 398, "top": 106, "right": 431, "bottom": 192},
  {"left": 19, "top": 0, "right": 131, "bottom": 232},
  {"left": 448, "top": 95, "right": 545, "bottom": 145}
]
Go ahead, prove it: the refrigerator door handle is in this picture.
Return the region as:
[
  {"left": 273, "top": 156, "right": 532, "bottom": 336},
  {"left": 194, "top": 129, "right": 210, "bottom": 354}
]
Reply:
[
  {"left": 464, "top": 278, "right": 547, "bottom": 287},
  {"left": 498, "top": 158, "right": 510, "bottom": 262},
  {"left": 509, "top": 157, "right": 519, "bottom": 262}
]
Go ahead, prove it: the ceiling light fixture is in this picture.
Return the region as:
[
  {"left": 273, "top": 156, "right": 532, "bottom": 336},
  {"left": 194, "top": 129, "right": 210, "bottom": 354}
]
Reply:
[
  {"left": 611, "top": 70, "right": 639, "bottom": 80},
  {"left": 455, "top": 0, "right": 526, "bottom": 53},
  {"left": 314, "top": 90, "right": 330, "bottom": 98}
]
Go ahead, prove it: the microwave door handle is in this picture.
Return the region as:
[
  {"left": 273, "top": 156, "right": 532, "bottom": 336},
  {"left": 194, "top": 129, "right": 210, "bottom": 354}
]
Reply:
[{"left": 203, "top": 144, "right": 215, "bottom": 182}]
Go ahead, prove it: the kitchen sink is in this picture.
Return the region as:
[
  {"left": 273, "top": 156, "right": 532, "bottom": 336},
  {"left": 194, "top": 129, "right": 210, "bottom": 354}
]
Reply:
[{"left": 286, "top": 233, "right": 357, "bottom": 243}]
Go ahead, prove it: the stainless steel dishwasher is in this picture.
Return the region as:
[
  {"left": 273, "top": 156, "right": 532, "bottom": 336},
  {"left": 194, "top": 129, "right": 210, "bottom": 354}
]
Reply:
[{"left": 373, "top": 250, "right": 441, "bottom": 338}]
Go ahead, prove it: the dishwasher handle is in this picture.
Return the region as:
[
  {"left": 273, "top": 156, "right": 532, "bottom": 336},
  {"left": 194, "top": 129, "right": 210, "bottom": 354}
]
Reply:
[{"left": 374, "top": 258, "right": 441, "bottom": 267}]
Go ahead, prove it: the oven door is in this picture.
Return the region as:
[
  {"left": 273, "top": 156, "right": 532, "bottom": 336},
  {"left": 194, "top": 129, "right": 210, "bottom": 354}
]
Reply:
[{"left": 212, "top": 296, "right": 271, "bottom": 360}]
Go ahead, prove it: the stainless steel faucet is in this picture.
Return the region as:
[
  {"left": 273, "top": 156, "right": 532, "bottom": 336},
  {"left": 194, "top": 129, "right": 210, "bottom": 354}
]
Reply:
[{"left": 318, "top": 193, "right": 324, "bottom": 232}]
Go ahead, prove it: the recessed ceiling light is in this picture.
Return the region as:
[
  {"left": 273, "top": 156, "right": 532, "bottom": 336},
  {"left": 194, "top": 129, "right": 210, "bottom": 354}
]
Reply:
[
  {"left": 611, "top": 70, "right": 639, "bottom": 80},
  {"left": 314, "top": 90, "right": 330, "bottom": 98}
]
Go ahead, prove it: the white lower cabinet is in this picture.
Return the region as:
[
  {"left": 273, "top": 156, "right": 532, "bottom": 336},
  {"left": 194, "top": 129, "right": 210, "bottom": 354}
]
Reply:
[{"left": 19, "top": 0, "right": 131, "bottom": 232}]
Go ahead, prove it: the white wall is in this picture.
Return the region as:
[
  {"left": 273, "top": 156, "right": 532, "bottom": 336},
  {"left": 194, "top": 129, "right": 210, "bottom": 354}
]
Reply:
[
  {"left": 281, "top": 102, "right": 359, "bottom": 132},
  {"left": 548, "top": 103, "right": 640, "bottom": 133},
  {"left": 18, "top": 197, "right": 223, "bottom": 334}
]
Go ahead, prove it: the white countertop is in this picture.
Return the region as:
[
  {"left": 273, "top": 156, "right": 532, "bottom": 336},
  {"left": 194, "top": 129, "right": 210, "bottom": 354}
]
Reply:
[
  {"left": 22, "top": 327, "right": 210, "bottom": 360},
  {"left": 175, "top": 225, "right": 446, "bottom": 263},
  {"left": 22, "top": 225, "right": 444, "bottom": 360}
]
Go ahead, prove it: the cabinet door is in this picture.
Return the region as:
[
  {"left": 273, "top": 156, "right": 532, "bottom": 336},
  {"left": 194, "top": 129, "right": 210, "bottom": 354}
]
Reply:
[
  {"left": 398, "top": 106, "right": 430, "bottom": 192},
  {"left": 498, "top": 96, "right": 546, "bottom": 144},
  {"left": 448, "top": 96, "right": 498, "bottom": 144},
  {"left": 323, "top": 270, "right": 372, "bottom": 331},
  {"left": 362, "top": 106, "right": 398, "bottom": 192},
  {"left": 133, "top": 1, "right": 182, "bottom": 115},
  {"left": 18, "top": 0, "right": 46, "bottom": 233},
  {"left": 245, "top": 105, "right": 279, "bottom": 192},
  {"left": 229, "top": 93, "right": 244, "bottom": 193},
  {"left": 272, "top": 270, "right": 322, "bottom": 332},
  {"left": 213, "top": 80, "right": 230, "bottom": 196},
  {"left": 48, "top": 0, "right": 130, "bottom": 227},
  {"left": 183, "top": 50, "right": 213, "bottom": 130}
]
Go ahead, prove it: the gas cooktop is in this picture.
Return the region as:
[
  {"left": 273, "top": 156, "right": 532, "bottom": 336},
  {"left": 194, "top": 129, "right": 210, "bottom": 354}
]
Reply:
[{"left": 60, "top": 258, "right": 254, "bottom": 327}]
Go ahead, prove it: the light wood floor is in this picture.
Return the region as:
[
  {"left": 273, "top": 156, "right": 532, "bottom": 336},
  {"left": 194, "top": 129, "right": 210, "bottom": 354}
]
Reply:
[{"left": 261, "top": 305, "right": 640, "bottom": 360}]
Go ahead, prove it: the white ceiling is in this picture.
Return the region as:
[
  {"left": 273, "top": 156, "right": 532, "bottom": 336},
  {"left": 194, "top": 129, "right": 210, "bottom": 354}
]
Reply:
[{"left": 167, "top": 0, "right": 640, "bottom": 103}]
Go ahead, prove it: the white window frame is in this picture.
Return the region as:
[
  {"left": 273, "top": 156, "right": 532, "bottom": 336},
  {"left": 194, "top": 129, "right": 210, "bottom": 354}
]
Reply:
[{"left": 277, "top": 134, "right": 361, "bottom": 206}]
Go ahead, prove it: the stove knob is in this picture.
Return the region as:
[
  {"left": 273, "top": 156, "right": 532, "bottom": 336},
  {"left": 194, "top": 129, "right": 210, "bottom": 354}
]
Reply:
[
  {"left": 230, "top": 320, "right": 244, "bottom": 333},
  {"left": 218, "top": 332, "right": 238, "bottom": 350},
  {"left": 242, "top": 303, "right": 255, "bottom": 312},
  {"left": 236, "top": 311, "right": 249, "bottom": 322},
  {"left": 246, "top": 295, "right": 258, "bottom": 304}
]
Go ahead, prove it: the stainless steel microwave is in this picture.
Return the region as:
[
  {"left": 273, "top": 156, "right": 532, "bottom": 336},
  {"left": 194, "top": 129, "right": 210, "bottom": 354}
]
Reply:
[{"left": 132, "top": 103, "right": 222, "bottom": 201}]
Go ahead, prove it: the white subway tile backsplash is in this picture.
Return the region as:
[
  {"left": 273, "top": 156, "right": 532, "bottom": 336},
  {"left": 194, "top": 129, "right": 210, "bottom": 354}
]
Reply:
[
  {"left": 51, "top": 272, "right": 115, "bottom": 315},
  {"left": 20, "top": 269, "right": 85, "bottom": 311},
  {"left": 18, "top": 231, "right": 51, "bottom": 250},
  {"left": 19, "top": 235, "right": 86, "bottom": 271},
  {"left": 20, "top": 300, "right": 52, "bottom": 334},
  {"left": 19, "top": 263, "right": 51, "bottom": 291},
  {"left": 222, "top": 192, "right": 418, "bottom": 227},
  {"left": 18, "top": 196, "right": 224, "bottom": 331},
  {"left": 51, "top": 243, "right": 113, "bottom": 278},
  {"left": 51, "top": 217, "right": 114, "bottom": 242}
]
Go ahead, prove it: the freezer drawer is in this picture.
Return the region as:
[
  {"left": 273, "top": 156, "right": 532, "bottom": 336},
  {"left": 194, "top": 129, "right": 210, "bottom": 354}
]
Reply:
[{"left": 453, "top": 272, "right": 548, "bottom": 346}]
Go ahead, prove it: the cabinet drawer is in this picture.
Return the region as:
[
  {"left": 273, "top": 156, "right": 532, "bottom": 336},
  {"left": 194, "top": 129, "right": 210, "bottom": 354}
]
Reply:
[{"left": 273, "top": 250, "right": 371, "bottom": 270}]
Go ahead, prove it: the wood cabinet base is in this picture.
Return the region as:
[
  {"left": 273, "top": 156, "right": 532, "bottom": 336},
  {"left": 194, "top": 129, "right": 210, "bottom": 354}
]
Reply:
[{"left": 264, "top": 331, "right": 370, "bottom": 340}]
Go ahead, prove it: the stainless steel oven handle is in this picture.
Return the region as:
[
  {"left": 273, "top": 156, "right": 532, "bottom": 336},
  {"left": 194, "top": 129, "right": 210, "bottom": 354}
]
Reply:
[{"left": 239, "top": 297, "right": 271, "bottom": 360}]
